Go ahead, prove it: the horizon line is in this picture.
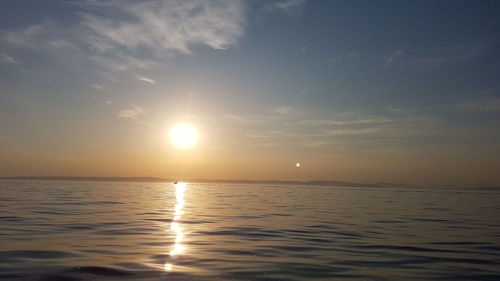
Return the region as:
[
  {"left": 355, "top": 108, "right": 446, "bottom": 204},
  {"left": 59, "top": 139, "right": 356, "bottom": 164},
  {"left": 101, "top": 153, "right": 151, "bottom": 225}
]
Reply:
[{"left": 1, "top": 176, "right": 498, "bottom": 189}]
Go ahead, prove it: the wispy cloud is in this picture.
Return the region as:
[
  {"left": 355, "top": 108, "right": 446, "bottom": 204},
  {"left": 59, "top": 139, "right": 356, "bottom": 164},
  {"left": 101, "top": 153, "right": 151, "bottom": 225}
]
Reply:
[
  {"left": 80, "top": 0, "right": 245, "bottom": 54},
  {"left": 254, "top": 127, "right": 389, "bottom": 139},
  {"left": 264, "top": 0, "right": 307, "bottom": 14},
  {"left": 3, "top": 23, "right": 46, "bottom": 47},
  {"left": 302, "top": 140, "right": 339, "bottom": 148},
  {"left": 118, "top": 104, "right": 144, "bottom": 119},
  {"left": 90, "top": 84, "right": 104, "bottom": 90},
  {"left": 387, "top": 96, "right": 500, "bottom": 114},
  {"left": 274, "top": 105, "right": 303, "bottom": 115},
  {"left": 455, "top": 97, "right": 500, "bottom": 112},
  {"left": 383, "top": 39, "right": 495, "bottom": 69},
  {"left": 0, "top": 53, "right": 18, "bottom": 64},
  {"left": 222, "top": 103, "right": 451, "bottom": 152},
  {"left": 223, "top": 113, "right": 272, "bottom": 124},
  {"left": 2, "top": 21, "right": 79, "bottom": 52},
  {"left": 89, "top": 53, "right": 161, "bottom": 73},
  {"left": 1, "top": 0, "right": 246, "bottom": 82},
  {"left": 117, "top": 103, "right": 149, "bottom": 125},
  {"left": 136, "top": 75, "right": 155, "bottom": 84},
  {"left": 244, "top": 133, "right": 276, "bottom": 139},
  {"left": 288, "top": 117, "right": 394, "bottom": 127},
  {"left": 321, "top": 127, "right": 386, "bottom": 137}
]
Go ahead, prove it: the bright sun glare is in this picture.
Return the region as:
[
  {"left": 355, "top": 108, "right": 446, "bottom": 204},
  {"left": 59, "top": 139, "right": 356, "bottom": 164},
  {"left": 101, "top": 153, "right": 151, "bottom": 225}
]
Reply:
[{"left": 170, "top": 124, "right": 199, "bottom": 148}]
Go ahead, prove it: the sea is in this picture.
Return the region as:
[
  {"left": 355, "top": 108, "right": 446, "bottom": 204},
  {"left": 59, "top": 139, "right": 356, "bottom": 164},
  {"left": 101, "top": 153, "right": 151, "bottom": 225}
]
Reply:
[{"left": 0, "top": 180, "right": 499, "bottom": 281}]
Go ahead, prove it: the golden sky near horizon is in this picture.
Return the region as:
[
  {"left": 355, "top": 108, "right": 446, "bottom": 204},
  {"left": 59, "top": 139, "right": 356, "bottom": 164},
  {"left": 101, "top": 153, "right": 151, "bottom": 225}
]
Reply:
[{"left": 1, "top": 0, "right": 500, "bottom": 186}]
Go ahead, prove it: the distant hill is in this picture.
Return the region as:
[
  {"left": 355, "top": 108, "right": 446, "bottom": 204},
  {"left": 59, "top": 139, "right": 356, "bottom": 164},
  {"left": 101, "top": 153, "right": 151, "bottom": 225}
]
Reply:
[
  {"left": 2, "top": 176, "right": 498, "bottom": 190},
  {"left": 0, "top": 176, "right": 416, "bottom": 188},
  {"left": 0, "top": 176, "right": 170, "bottom": 182}
]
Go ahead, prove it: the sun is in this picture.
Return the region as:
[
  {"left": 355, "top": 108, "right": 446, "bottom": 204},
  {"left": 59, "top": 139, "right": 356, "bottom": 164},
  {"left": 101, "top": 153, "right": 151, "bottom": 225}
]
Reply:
[{"left": 170, "top": 124, "right": 199, "bottom": 148}]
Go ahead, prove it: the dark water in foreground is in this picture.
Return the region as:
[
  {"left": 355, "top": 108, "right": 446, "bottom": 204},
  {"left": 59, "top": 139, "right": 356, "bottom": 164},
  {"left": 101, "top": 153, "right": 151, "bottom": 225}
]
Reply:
[{"left": 0, "top": 180, "right": 499, "bottom": 281}]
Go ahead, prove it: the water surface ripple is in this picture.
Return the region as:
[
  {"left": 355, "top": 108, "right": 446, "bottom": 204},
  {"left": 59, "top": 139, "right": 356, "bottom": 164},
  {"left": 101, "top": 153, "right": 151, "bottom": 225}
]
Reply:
[{"left": 0, "top": 180, "right": 499, "bottom": 280}]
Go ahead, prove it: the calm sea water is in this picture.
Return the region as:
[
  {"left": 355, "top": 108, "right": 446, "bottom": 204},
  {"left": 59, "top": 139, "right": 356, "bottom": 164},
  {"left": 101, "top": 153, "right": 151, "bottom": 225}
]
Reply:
[{"left": 0, "top": 180, "right": 499, "bottom": 281}]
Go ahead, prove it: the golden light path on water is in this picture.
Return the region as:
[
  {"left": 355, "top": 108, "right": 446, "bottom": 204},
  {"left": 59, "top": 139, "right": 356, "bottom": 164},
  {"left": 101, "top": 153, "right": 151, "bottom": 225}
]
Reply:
[{"left": 164, "top": 182, "right": 186, "bottom": 271}]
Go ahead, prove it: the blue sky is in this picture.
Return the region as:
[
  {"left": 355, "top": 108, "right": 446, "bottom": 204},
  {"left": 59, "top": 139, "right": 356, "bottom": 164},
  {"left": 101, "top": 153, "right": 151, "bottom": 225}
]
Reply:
[{"left": 1, "top": 0, "right": 500, "bottom": 185}]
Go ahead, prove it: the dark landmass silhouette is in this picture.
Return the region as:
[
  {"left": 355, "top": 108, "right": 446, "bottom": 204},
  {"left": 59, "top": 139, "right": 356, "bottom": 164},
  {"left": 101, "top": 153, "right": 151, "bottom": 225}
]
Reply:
[
  {"left": 1, "top": 176, "right": 498, "bottom": 190},
  {"left": 0, "top": 176, "right": 413, "bottom": 187}
]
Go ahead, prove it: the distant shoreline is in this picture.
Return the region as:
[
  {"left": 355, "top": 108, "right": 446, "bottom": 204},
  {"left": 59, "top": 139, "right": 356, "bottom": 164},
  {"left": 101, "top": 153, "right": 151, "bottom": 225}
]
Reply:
[
  {"left": 0, "top": 176, "right": 414, "bottom": 188},
  {"left": 2, "top": 176, "right": 498, "bottom": 190}
]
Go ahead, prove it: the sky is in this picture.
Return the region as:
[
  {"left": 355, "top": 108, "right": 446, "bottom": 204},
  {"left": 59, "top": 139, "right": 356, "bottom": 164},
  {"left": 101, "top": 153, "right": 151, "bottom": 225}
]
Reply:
[{"left": 1, "top": 0, "right": 500, "bottom": 186}]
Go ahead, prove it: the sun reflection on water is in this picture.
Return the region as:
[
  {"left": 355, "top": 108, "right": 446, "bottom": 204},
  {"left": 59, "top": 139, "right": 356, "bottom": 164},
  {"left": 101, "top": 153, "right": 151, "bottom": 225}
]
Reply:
[{"left": 165, "top": 182, "right": 186, "bottom": 271}]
